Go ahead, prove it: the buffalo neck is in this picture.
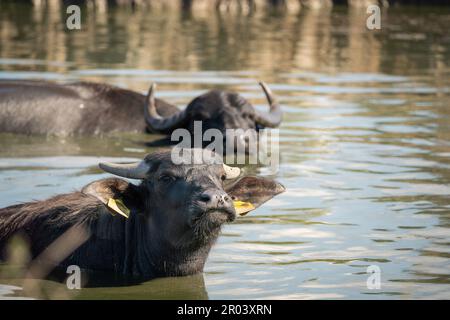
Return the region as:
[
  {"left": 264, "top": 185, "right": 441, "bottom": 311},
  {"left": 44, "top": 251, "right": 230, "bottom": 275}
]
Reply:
[{"left": 129, "top": 210, "right": 221, "bottom": 278}]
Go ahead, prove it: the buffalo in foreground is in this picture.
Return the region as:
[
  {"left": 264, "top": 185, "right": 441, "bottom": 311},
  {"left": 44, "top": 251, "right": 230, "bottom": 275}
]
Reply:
[
  {"left": 0, "top": 80, "right": 282, "bottom": 151},
  {"left": 0, "top": 149, "right": 284, "bottom": 280}
]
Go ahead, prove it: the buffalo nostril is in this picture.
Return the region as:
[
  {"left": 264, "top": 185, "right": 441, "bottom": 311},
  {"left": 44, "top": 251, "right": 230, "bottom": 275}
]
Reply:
[{"left": 199, "top": 193, "right": 211, "bottom": 203}]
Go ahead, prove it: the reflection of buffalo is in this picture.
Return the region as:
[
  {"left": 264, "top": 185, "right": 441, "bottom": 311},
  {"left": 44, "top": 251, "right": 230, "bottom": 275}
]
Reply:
[
  {"left": 80, "top": 273, "right": 210, "bottom": 299},
  {"left": 0, "top": 80, "right": 282, "bottom": 150},
  {"left": 0, "top": 149, "right": 284, "bottom": 279}
]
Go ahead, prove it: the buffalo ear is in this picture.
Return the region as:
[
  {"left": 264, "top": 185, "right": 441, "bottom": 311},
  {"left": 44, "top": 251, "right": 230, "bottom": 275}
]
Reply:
[
  {"left": 81, "top": 178, "right": 140, "bottom": 207},
  {"left": 225, "top": 176, "right": 285, "bottom": 211}
]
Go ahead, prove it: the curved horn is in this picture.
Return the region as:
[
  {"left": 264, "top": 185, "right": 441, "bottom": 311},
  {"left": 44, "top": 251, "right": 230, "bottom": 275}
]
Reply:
[
  {"left": 99, "top": 160, "right": 149, "bottom": 179},
  {"left": 223, "top": 164, "right": 240, "bottom": 179},
  {"left": 254, "top": 82, "right": 283, "bottom": 128},
  {"left": 144, "top": 83, "right": 187, "bottom": 132}
]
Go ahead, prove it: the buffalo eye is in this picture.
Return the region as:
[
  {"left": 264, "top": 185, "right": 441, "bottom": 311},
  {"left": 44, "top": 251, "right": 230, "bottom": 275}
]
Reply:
[
  {"left": 159, "top": 174, "right": 176, "bottom": 184},
  {"left": 220, "top": 174, "right": 226, "bottom": 182}
]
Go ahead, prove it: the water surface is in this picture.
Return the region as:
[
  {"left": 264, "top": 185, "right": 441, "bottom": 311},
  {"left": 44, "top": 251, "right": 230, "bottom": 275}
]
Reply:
[{"left": 0, "top": 3, "right": 449, "bottom": 299}]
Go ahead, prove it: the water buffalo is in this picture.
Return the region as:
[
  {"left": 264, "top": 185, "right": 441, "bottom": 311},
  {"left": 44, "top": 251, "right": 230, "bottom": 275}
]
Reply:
[
  {"left": 0, "top": 149, "right": 284, "bottom": 280},
  {"left": 0, "top": 80, "right": 282, "bottom": 150}
]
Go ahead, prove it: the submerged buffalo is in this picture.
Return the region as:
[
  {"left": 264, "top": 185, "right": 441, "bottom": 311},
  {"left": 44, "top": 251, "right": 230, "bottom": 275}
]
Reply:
[
  {"left": 0, "top": 149, "right": 284, "bottom": 279},
  {"left": 0, "top": 80, "right": 282, "bottom": 150}
]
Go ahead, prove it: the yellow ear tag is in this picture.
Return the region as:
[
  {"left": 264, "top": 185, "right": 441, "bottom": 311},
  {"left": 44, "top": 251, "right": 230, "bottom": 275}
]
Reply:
[
  {"left": 107, "top": 198, "right": 130, "bottom": 219},
  {"left": 233, "top": 200, "right": 255, "bottom": 216}
]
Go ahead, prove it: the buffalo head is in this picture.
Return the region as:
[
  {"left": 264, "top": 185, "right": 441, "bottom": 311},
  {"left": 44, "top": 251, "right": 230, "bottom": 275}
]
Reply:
[
  {"left": 94, "top": 149, "right": 284, "bottom": 249},
  {"left": 144, "top": 83, "right": 282, "bottom": 153}
]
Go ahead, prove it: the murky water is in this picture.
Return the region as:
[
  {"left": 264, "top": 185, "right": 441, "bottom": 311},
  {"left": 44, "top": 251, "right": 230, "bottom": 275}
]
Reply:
[{"left": 0, "top": 2, "right": 450, "bottom": 299}]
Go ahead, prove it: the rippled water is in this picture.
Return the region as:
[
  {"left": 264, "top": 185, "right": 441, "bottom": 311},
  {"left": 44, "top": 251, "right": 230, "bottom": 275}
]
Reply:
[{"left": 0, "top": 2, "right": 450, "bottom": 299}]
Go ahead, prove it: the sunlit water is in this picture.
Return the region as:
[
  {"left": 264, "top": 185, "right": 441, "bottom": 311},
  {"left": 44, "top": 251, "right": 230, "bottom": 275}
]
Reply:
[{"left": 0, "top": 2, "right": 449, "bottom": 299}]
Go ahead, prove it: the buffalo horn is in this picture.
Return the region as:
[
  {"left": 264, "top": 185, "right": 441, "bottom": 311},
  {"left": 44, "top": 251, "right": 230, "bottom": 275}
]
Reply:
[{"left": 254, "top": 82, "right": 282, "bottom": 128}]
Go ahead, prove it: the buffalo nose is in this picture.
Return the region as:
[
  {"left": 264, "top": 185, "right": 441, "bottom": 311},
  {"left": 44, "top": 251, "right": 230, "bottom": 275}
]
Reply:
[{"left": 199, "top": 190, "right": 234, "bottom": 213}]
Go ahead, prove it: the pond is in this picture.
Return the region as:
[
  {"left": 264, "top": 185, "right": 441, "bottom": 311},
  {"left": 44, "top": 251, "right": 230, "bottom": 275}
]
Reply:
[{"left": 0, "top": 2, "right": 449, "bottom": 299}]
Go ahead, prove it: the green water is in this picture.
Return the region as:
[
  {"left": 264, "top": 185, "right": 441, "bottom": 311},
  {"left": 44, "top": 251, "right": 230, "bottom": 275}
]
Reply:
[{"left": 0, "top": 2, "right": 449, "bottom": 299}]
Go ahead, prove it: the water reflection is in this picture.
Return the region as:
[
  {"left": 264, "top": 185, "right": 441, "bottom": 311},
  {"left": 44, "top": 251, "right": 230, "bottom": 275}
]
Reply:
[
  {"left": 0, "top": 3, "right": 448, "bottom": 75},
  {"left": 0, "top": 270, "right": 208, "bottom": 300},
  {"left": 0, "top": 2, "right": 450, "bottom": 299}
]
